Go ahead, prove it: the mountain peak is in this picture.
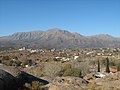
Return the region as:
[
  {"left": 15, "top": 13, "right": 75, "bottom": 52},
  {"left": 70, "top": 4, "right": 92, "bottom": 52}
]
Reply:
[
  {"left": 47, "top": 28, "right": 71, "bottom": 35},
  {"left": 0, "top": 28, "right": 120, "bottom": 49},
  {"left": 48, "top": 28, "right": 62, "bottom": 32}
]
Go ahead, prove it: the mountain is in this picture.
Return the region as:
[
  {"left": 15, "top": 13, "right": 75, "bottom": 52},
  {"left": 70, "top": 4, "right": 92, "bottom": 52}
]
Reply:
[{"left": 0, "top": 28, "right": 120, "bottom": 49}]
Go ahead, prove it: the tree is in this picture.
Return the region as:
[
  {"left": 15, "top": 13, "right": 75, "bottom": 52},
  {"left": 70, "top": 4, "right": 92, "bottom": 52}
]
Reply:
[
  {"left": 106, "top": 57, "right": 110, "bottom": 73},
  {"left": 97, "top": 59, "right": 100, "bottom": 72}
]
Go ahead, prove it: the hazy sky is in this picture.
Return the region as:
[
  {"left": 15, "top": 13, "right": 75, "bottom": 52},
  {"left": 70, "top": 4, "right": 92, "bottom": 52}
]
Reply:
[{"left": 0, "top": 0, "right": 120, "bottom": 37}]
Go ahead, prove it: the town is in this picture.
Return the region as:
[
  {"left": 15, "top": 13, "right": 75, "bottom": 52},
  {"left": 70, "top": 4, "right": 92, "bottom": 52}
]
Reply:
[{"left": 0, "top": 47, "right": 120, "bottom": 90}]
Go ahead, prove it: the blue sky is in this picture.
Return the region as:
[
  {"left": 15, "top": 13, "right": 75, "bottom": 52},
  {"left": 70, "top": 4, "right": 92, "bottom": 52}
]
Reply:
[{"left": 0, "top": 0, "right": 120, "bottom": 37}]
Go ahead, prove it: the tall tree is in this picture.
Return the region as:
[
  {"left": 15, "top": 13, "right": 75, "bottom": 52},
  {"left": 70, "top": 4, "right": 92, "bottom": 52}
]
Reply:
[
  {"left": 106, "top": 57, "right": 110, "bottom": 73},
  {"left": 97, "top": 59, "right": 100, "bottom": 72}
]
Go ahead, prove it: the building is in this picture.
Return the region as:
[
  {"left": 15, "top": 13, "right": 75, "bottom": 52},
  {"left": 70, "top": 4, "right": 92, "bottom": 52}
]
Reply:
[{"left": 101, "top": 67, "right": 117, "bottom": 73}]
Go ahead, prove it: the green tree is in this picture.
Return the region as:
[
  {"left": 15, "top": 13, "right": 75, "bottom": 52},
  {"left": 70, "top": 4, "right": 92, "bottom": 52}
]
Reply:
[
  {"left": 97, "top": 59, "right": 100, "bottom": 72},
  {"left": 106, "top": 57, "right": 110, "bottom": 73}
]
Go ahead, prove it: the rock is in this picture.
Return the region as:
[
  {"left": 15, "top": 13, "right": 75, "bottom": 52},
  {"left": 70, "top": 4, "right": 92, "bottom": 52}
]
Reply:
[
  {"left": 49, "top": 76, "right": 88, "bottom": 90},
  {"left": 0, "top": 69, "right": 17, "bottom": 90},
  {"left": 88, "top": 72, "right": 120, "bottom": 90},
  {"left": 49, "top": 84, "right": 80, "bottom": 90},
  {"left": 0, "top": 65, "right": 49, "bottom": 89},
  {"left": 0, "top": 79, "right": 5, "bottom": 90},
  {"left": 0, "top": 64, "right": 20, "bottom": 77},
  {"left": 83, "top": 73, "right": 95, "bottom": 82}
]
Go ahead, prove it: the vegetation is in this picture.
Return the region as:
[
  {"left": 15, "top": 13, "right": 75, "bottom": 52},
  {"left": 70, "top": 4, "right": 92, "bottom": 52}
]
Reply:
[
  {"left": 2, "top": 56, "right": 10, "bottom": 60},
  {"left": 63, "top": 68, "right": 81, "bottom": 77},
  {"left": 31, "top": 81, "right": 41, "bottom": 90},
  {"left": 43, "top": 63, "right": 63, "bottom": 77},
  {"left": 63, "top": 64, "right": 72, "bottom": 71},
  {"left": 2, "top": 60, "right": 13, "bottom": 66},
  {"left": 117, "top": 65, "right": 120, "bottom": 71},
  {"left": 106, "top": 57, "right": 110, "bottom": 73},
  {"left": 97, "top": 59, "right": 100, "bottom": 72},
  {"left": 18, "top": 81, "right": 42, "bottom": 90},
  {"left": 0, "top": 48, "right": 120, "bottom": 90}
]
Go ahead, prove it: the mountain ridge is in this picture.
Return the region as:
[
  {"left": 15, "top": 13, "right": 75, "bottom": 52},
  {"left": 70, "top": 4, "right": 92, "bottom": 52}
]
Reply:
[{"left": 0, "top": 28, "right": 120, "bottom": 49}]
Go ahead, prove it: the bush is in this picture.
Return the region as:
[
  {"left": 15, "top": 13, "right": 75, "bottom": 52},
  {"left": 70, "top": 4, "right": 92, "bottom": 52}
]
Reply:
[
  {"left": 23, "top": 81, "right": 41, "bottom": 90},
  {"left": 43, "top": 63, "right": 63, "bottom": 77},
  {"left": 12, "top": 56, "right": 18, "bottom": 60},
  {"left": 63, "top": 64, "right": 72, "bottom": 71},
  {"left": 109, "top": 61, "right": 116, "bottom": 66},
  {"left": 31, "top": 81, "right": 40, "bottom": 90},
  {"left": 117, "top": 65, "right": 120, "bottom": 71},
  {"left": 2, "top": 60, "right": 13, "bottom": 66},
  {"left": 15, "top": 60, "right": 22, "bottom": 66},
  {"left": 63, "top": 68, "right": 81, "bottom": 77},
  {"left": 2, "top": 56, "right": 10, "bottom": 60},
  {"left": 22, "top": 59, "right": 32, "bottom": 66}
]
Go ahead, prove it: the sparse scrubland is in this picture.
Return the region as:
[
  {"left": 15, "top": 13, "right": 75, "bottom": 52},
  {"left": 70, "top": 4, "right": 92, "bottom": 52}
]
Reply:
[{"left": 0, "top": 48, "right": 120, "bottom": 90}]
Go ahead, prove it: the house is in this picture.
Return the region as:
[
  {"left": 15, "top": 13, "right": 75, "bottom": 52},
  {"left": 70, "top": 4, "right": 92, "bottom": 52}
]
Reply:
[
  {"left": 21, "top": 60, "right": 37, "bottom": 68},
  {"left": 19, "top": 47, "right": 25, "bottom": 51},
  {"left": 30, "top": 50, "right": 38, "bottom": 53},
  {"left": 55, "top": 57, "right": 70, "bottom": 62},
  {"left": 94, "top": 72, "right": 106, "bottom": 78},
  {"left": 74, "top": 56, "right": 79, "bottom": 60},
  {"left": 101, "top": 67, "right": 117, "bottom": 73}
]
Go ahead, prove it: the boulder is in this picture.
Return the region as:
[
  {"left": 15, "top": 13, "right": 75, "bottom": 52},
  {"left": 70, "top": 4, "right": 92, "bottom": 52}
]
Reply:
[
  {"left": 0, "top": 69, "right": 17, "bottom": 90},
  {"left": 49, "top": 76, "right": 88, "bottom": 90},
  {"left": 0, "top": 64, "right": 49, "bottom": 89},
  {"left": 88, "top": 72, "right": 120, "bottom": 90}
]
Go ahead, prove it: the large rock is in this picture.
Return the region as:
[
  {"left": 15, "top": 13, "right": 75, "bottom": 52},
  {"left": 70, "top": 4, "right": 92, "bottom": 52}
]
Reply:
[
  {"left": 0, "top": 64, "right": 49, "bottom": 89},
  {"left": 0, "top": 69, "right": 17, "bottom": 90},
  {"left": 83, "top": 73, "right": 95, "bottom": 82},
  {"left": 0, "top": 64, "right": 20, "bottom": 77},
  {"left": 87, "top": 72, "right": 120, "bottom": 90},
  {"left": 49, "top": 76, "right": 88, "bottom": 90}
]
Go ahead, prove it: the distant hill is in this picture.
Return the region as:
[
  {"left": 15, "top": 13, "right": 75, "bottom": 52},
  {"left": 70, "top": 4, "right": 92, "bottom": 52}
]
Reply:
[{"left": 0, "top": 28, "right": 120, "bottom": 49}]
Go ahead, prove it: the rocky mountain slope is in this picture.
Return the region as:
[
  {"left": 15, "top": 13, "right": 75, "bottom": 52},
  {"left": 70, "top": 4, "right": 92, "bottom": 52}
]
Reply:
[{"left": 0, "top": 28, "right": 120, "bottom": 49}]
